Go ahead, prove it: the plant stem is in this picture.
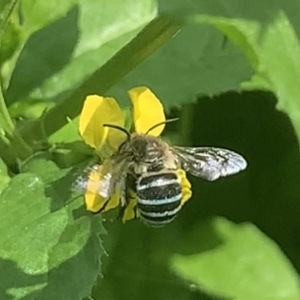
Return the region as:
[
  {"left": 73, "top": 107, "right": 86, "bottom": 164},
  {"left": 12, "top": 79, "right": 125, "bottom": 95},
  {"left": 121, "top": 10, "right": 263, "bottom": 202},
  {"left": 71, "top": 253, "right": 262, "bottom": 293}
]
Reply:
[
  {"left": 0, "top": 0, "right": 19, "bottom": 42},
  {"left": 0, "top": 91, "right": 33, "bottom": 165},
  {"left": 21, "top": 16, "right": 182, "bottom": 142},
  {"left": 0, "top": 89, "right": 14, "bottom": 134},
  {"left": 0, "top": 0, "right": 33, "bottom": 166},
  {"left": 179, "top": 103, "right": 195, "bottom": 145}
]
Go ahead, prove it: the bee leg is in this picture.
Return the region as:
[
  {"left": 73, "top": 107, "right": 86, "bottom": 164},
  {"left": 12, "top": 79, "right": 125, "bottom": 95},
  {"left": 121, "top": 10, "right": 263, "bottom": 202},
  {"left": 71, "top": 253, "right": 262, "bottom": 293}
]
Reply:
[
  {"left": 126, "top": 173, "right": 137, "bottom": 194},
  {"left": 117, "top": 176, "right": 127, "bottom": 219},
  {"left": 121, "top": 193, "right": 138, "bottom": 222},
  {"left": 117, "top": 205, "right": 126, "bottom": 220},
  {"left": 120, "top": 177, "right": 127, "bottom": 208},
  {"left": 117, "top": 174, "right": 132, "bottom": 217},
  {"left": 133, "top": 203, "right": 139, "bottom": 219},
  {"left": 126, "top": 174, "right": 139, "bottom": 220},
  {"left": 122, "top": 174, "right": 138, "bottom": 222},
  {"left": 117, "top": 174, "right": 138, "bottom": 223}
]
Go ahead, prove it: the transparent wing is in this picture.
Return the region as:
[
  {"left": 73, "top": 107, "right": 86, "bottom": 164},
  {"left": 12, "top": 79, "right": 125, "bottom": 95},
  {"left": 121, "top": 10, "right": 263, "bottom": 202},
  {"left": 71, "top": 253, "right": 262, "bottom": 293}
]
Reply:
[
  {"left": 172, "top": 146, "right": 247, "bottom": 181},
  {"left": 74, "top": 160, "right": 125, "bottom": 199}
]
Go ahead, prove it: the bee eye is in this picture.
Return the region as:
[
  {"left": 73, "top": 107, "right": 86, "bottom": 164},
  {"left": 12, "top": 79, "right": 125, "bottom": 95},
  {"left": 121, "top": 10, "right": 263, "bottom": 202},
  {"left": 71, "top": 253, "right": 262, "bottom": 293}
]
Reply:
[{"left": 134, "top": 154, "right": 143, "bottom": 161}]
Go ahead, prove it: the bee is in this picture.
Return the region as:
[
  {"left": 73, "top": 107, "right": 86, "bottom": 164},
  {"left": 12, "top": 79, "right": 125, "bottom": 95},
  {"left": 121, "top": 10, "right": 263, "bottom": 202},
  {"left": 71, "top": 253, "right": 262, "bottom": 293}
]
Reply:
[{"left": 76, "top": 119, "right": 247, "bottom": 227}]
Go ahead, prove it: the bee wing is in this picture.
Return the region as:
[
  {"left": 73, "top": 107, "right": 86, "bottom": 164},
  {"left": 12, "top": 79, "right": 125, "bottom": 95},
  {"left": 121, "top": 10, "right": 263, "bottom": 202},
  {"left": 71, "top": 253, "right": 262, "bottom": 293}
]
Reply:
[
  {"left": 172, "top": 146, "right": 247, "bottom": 181},
  {"left": 74, "top": 161, "right": 125, "bottom": 199}
]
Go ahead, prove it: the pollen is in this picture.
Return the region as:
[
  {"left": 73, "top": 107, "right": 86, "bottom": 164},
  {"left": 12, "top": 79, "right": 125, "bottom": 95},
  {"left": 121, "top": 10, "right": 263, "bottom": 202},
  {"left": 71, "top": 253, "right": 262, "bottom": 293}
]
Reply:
[{"left": 176, "top": 169, "right": 192, "bottom": 204}]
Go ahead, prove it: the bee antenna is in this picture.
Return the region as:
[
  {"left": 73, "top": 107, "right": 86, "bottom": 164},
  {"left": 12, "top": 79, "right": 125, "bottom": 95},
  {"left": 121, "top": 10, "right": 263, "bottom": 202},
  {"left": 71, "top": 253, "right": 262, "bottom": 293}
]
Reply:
[
  {"left": 145, "top": 118, "right": 179, "bottom": 135},
  {"left": 103, "top": 124, "right": 131, "bottom": 140}
]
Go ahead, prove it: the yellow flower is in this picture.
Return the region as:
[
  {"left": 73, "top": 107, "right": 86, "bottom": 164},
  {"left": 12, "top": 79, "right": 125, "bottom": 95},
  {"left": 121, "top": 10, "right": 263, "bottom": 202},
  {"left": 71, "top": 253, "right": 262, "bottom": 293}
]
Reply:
[{"left": 79, "top": 86, "right": 192, "bottom": 222}]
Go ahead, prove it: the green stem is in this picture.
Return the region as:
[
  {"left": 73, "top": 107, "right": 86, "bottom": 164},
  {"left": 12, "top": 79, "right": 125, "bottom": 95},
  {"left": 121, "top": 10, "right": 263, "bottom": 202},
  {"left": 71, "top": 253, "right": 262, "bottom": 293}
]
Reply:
[
  {"left": 0, "top": 89, "right": 14, "bottom": 134},
  {"left": 0, "top": 0, "right": 19, "bottom": 41},
  {"left": 0, "top": 0, "right": 32, "bottom": 165},
  {"left": 0, "top": 91, "right": 33, "bottom": 165},
  {"left": 179, "top": 103, "right": 195, "bottom": 145},
  {"left": 21, "top": 16, "right": 182, "bottom": 142}
]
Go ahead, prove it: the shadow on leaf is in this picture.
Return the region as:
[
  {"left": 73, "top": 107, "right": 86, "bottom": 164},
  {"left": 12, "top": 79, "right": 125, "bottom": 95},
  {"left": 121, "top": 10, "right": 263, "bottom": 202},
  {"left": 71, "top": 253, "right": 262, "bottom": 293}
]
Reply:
[{"left": 6, "top": 5, "right": 80, "bottom": 106}]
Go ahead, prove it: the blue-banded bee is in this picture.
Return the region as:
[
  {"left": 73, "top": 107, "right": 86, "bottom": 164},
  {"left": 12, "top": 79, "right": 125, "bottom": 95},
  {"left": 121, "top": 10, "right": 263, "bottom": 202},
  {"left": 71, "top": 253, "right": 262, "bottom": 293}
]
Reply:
[{"left": 75, "top": 119, "right": 247, "bottom": 227}]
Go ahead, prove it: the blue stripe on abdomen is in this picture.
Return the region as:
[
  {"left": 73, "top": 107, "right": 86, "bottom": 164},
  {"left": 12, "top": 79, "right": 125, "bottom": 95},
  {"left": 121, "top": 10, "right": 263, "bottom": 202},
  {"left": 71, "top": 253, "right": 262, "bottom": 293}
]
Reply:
[{"left": 136, "top": 172, "right": 182, "bottom": 226}]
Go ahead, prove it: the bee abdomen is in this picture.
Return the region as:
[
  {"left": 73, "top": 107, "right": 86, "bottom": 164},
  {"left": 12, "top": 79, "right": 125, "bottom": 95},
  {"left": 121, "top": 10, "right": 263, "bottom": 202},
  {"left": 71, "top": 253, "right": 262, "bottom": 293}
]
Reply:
[{"left": 136, "top": 172, "right": 182, "bottom": 227}]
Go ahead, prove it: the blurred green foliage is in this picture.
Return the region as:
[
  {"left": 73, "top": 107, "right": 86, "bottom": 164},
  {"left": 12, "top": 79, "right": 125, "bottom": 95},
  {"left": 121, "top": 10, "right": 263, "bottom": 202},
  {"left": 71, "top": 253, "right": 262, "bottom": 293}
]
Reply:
[
  {"left": 1, "top": 0, "right": 300, "bottom": 299},
  {"left": 92, "top": 91, "right": 300, "bottom": 300}
]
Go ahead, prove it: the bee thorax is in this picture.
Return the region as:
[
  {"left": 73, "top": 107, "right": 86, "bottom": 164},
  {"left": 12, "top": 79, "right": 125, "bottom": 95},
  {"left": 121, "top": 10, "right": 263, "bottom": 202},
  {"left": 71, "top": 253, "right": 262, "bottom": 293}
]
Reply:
[{"left": 121, "top": 135, "right": 168, "bottom": 174}]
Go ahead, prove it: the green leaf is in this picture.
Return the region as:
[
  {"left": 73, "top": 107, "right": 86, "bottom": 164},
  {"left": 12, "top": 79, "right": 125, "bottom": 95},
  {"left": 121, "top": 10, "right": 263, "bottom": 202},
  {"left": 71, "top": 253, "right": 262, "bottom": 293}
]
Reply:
[
  {"left": 20, "top": 0, "right": 78, "bottom": 34},
  {"left": 1, "top": 20, "right": 21, "bottom": 65},
  {"left": 50, "top": 146, "right": 91, "bottom": 169},
  {"left": 9, "top": 98, "right": 53, "bottom": 120},
  {"left": 0, "top": 157, "right": 105, "bottom": 299},
  {"left": 183, "top": 0, "right": 300, "bottom": 143},
  {"left": 92, "top": 221, "right": 213, "bottom": 300},
  {"left": 0, "top": 1, "right": 34, "bottom": 166},
  {"left": 21, "top": 15, "right": 180, "bottom": 143},
  {"left": 46, "top": 115, "right": 80, "bottom": 145},
  {"left": 171, "top": 218, "right": 300, "bottom": 300},
  {"left": 108, "top": 24, "right": 252, "bottom": 108},
  {"left": 5, "top": 0, "right": 157, "bottom": 105},
  {"left": 105, "top": 0, "right": 253, "bottom": 108},
  {"left": 0, "top": 0, "right": 17, "bottom": 42}
]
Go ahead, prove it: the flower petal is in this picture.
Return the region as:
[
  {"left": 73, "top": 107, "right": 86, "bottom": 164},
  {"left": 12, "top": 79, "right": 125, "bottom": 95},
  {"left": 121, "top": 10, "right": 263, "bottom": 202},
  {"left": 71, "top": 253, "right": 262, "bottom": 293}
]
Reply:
[
  {"left": 122, "top": 198, "right": 138, "bottom": 223},
  {"left": 121, "top": 189, "right": 138, "bottom": 222},
  {"left": 176, "top": 169, "right": 192, "bottom": 204},
  {"left": 128, "top": 87, "right": 166, "bottom": 136},
  {"left": 85, "top": 192, "right": 120, "bottom": 213},
  {"left": 85, "top": 193, "right": 106, "bottom": 213},
  {"left": 79, "top": 95, "right": 125, "bottom": 153}
]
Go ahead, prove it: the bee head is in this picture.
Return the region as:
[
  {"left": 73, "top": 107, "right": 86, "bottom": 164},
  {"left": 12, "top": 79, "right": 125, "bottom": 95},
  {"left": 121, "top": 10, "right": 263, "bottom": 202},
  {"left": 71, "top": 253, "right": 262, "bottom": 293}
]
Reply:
[{"left": 103, "top": 118, "right": 179, "bottom": 173}]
